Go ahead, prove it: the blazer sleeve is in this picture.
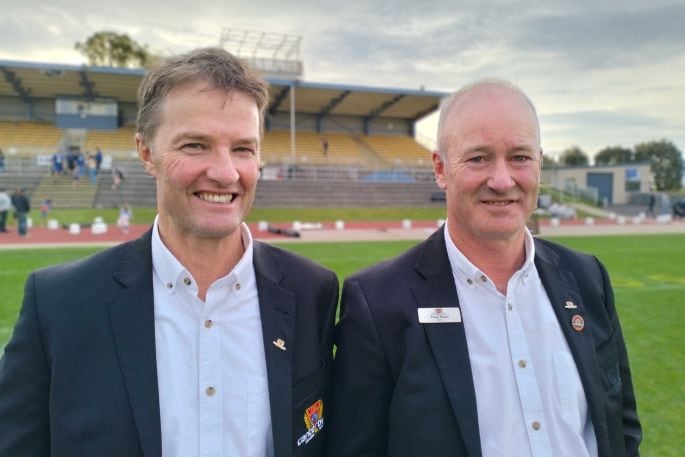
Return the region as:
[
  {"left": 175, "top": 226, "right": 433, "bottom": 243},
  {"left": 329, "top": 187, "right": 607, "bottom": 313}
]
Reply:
[
  {"left": 326, "top": 277, "right": 392, "bottom": 457},
  {"left": 0, "top": 273, "right": 51, "bottom": 456},
  {"left": 597, "top": 258, "right": 642, "bottom": 456}
]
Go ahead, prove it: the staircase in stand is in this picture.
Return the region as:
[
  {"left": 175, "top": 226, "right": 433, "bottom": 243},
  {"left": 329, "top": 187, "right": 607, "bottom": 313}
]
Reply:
[{"left": 31, "top": 175, "right": 98, "bottom": 209}]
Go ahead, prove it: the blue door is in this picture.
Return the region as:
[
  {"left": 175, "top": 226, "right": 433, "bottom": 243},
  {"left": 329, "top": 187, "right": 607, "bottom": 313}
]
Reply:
[{"left": 587, "top": 173, "right": 613, "bottom": 204}]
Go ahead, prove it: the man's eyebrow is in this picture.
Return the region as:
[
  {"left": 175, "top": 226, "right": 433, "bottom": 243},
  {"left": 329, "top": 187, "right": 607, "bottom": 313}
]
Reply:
[
  {"left": 169, "top": 133, "right": 259, "bottom": 145},
  {"left": 462, "top": 145, "right": 494, "bottom": 155},
  {"left": 170, "top": 132, "right": 211, "bottom": 143},
  {"left": 508, "top": 145, "right": 537, "bottom": 153},
  {"left": 233, "top": 137, "right": 259, "bottom": 146}
]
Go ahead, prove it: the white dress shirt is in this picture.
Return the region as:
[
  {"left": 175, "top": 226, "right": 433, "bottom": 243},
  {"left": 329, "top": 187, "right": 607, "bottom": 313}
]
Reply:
[
  {"left": 152, "top": 218, "right": 273, "bottom": 457},
  {"left": 444, "top": 228, "right": 598, "bottom": 457}
]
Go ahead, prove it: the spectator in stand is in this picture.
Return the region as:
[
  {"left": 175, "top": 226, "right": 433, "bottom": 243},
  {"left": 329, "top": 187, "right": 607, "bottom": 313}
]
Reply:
[
  {"left": 0, "top": 149, "right": 6, "bottom": 173},
  {"left": 66, "top": 149, "right": 77, "bottom": 175},
  {"left": 40, "top": 199, "right": 52, "bottom": 226},
  {"left": 0, "top": 188, "right": 11, "bottom": 232},
  {"left": 87, "top": 152, "right": 98, "bottom": 184},
  {"left": 647, "top": 192, "right": 656, "bottom": 218},
  {"left": 95, "top": 147, "right": 103, "bottom": 175},
  {"left": 72, "top": 164, "right": 81, "bottom": 187},
  {"left": 111, "top": 166, "right": 125, "bottom": 190},
  {"left": 117, "top": 203, "right": 133, "bottom": 233},
  {"left": 52, "top": 152, "right": 64, "bottom": 176},
  {"left": 10, "top": 187, "right": 30, "bottom": 237},
  {"left": 76, "top": 151, "right": 86, "bottom": 178},
  {"left": 321, "top": 137, "right": 329, "bottom": 156}
]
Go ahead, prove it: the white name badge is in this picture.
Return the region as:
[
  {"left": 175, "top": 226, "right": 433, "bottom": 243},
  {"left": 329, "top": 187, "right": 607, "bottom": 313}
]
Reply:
[{"left": 417, "top": 307, "right": 462, "bottom": 323}]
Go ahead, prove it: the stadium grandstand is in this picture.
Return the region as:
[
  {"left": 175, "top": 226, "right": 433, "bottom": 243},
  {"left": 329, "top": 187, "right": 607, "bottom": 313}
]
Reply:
[{"left": 0, "top": 30, "right": 448, "bottom": 209}]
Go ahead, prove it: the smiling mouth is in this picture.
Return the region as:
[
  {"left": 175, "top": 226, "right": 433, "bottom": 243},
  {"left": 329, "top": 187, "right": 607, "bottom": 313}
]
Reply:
[
  {"left": 482, "top": 199, "right": 517, "bottom": 206},
  {"left": 196, "top": 192, "right": 237, "bottom": 204}
]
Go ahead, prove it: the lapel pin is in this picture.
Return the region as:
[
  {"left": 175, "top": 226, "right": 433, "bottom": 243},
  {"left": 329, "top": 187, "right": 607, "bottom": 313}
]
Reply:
[
  {"left": 571, "top": 314, "right": 585, "bottom": 332},
  {"left": 273, "top": 338, "right": 287, "bottom": 351},
  {"left": 564, "top": 300, "right": 578, "bottom": 309}
]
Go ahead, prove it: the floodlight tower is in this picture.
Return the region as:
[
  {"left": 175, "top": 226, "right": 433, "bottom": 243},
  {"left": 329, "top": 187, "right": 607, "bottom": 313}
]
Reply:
[
  {"left": 219, "top": 28, "right": 303, "bottom": 79},
  {"left": 220, "top": 28, "right": 303, "bottom": 160}
]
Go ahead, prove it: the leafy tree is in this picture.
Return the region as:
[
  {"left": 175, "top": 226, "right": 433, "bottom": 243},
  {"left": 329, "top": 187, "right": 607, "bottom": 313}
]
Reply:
[
  {"left": 634, "top": 139, "right": 683, "bottom": 190},
  {"left": 594, "top": 145, "right": 634, "bottom": 165},
  {"left": 541, "top": 153, "right": 557, "bottom": 169},
  {"left": 75, "top": 31, "right": 151, "bottom": 68},
  {"left": 558, "top": 145, "right": 589, "bottom": 166}
]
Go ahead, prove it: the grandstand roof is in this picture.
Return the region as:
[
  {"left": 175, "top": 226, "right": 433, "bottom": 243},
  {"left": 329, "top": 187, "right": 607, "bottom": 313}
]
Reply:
[{"left": 0, "top": 59, "right": 447, "bottom": 121}]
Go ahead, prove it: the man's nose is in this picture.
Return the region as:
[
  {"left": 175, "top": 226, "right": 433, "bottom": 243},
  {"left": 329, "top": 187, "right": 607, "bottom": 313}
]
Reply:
[
  {"left": 487, "top": 159, "right": 516, "bottom": 193},
  {"left": 207, "top": 150, "right": 240, "bottom": 184}
]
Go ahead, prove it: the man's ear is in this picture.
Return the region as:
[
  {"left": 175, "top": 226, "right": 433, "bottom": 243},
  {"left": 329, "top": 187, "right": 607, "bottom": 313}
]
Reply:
[
  {"left": 136, "top": 133, "right": 156, "bottom": 177},
  {"left": 432, "top": 150, "right": 447, "bottom": 190}
]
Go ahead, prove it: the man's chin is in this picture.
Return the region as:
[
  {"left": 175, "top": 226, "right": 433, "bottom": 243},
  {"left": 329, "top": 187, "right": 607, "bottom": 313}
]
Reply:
[
  {"left": 183, "top": 215, "right": 244, "bottom": 241},
  {"left": 474, "top": 220, "right": 526, "bottom": 240},
  {"left": 193, "top": 224, "right": 243, "bottom": 240}
]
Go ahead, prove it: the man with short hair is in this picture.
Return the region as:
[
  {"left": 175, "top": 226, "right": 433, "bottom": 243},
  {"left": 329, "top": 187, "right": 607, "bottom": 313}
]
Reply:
[
  {"left": 0, "top": 187, "right": 11, "bottom": 232},
  {"left": 10, "top": 187, "right": 30, "bottom": 237},
  {"left": 0, "top": 48, "right": 338, "bottom": 457},
  {"left": 327, "top": 80, "right": 641, "bottom": 457}
]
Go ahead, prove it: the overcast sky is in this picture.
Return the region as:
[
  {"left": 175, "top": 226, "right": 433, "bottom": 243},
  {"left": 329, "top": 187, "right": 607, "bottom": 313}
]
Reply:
[{"left": 1, "top": 0, "right": 684, "bottom": 159}]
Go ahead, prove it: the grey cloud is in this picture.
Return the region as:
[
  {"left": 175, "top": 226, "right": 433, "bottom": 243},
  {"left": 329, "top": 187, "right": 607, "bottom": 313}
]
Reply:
[
  {"left": 513, "top": 3, "right": 685, "bottom": 68},
  {"left": 543, "top": 109, "right": 665, "bottom": 131}
]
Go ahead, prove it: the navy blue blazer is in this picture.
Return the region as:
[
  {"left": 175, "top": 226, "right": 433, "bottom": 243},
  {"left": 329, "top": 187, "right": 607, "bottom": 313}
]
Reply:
[
  {"left": 326, "top": 227, "right": 641, "bottom": 457},
  {"left": 0, "top": 229, "right": 338, "bottom": 457}
]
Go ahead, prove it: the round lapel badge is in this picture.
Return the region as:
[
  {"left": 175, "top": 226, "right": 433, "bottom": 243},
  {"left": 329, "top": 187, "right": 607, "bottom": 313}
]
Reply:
[{"left": 571, "top": 314, "right": 585, "bottom": 332}]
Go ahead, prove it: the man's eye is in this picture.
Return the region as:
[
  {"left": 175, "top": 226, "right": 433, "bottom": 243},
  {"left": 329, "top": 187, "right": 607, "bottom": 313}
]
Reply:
[
  {"left": 234, "top": 146, "right": 256, "bottom": 154},
  {"left": 468, "top": 156, "right": 485, "bottom": 163},
  {"left": 512, "top": 155, "right": 531, "bottom": 162},
  {"left": 182, "top": 143, "right": 204, "bottom": 150}
]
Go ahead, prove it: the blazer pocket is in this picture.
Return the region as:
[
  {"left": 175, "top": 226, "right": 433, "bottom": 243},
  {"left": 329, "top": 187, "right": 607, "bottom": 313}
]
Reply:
[
  {"left": 293, "top": 358, "right": 326, "bottom": 405},
  {"left": 596, "top": 332, "right": 622, "bottom": 399},
  {"left": 293, "top": 360, "right": 326, "bottom": 455}
]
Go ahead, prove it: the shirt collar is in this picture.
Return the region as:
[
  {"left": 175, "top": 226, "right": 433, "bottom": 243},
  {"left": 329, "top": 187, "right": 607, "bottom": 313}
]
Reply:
[
  {"left": 151, "top": 216, "right": 255, "bottom": 296},
  {"left": 444, "top": 224, "right": 536, "bottom": 288}
]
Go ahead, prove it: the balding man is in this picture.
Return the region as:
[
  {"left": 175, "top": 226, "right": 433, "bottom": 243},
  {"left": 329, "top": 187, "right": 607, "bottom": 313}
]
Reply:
[{"left": 326, "top": 80, "right": 641, "bottom": 457}]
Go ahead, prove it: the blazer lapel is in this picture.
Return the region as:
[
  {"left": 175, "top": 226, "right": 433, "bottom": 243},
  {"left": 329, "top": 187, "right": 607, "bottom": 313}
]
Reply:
[
  {"left": 534, "top": 240, "right": 610, "bottom": 455},
  {"left": 253, "top": 242, "right": 296, "bottom": 457},
  {"left": 412, "top": 228, "right": 482, "bottom": 457},
  {"left": 108, "top": 230, "right": 162, "bottom": 457}
]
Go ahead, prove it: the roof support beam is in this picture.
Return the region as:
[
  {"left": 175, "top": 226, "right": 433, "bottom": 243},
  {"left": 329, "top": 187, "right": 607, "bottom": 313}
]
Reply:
[
  {"left": 413, "top": 102, "right": 440, "bottom": 121},
  {"left": 316, "top": 90, "right": 350, "bottom": 132},
  {"left": 79, "top": 71, "right": 97, "bottom": 100},
  {"left": 320, "top": 90, "right": 350, "bottom": 116},
  {"left": 0, "top": 66, "right": 31, "bottom": 103},
  {"left": 368, "top": 94, "right": 404, "bottom": 119},
  {"left": 268, "top": 86, "right": 290, "bottom": 116}
]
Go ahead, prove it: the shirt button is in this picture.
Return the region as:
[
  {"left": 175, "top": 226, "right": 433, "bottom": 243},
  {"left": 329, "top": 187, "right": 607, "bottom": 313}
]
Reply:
[
  {"left": 235, "top": 282, "right": 241, "bottom": 291},
  {"left": 518, "top": 359, "right": 527, "bottom": 368},
  {"left": 532, "top": 421, "right": 541, "bottom": 430},
  {"left": 204, "top": 319, "right": 213, "bottom": 329},
  {"left": 205, "top": 386, "right": 216, "bottom": 397},
  {"left": 466, "top": 278, "right": 473, "bottom": 285},
  {"left": 183, "top": 277, "right": 192, "bottom": 286},
  {"left": 166, "top": 282, "right": 173, "bottom": 289},
  {"left": 480, "top": 275, "right": 487, "bottom": 282},
  {"left": 508, "top": 303, "right": 513, "bottom": 311}
]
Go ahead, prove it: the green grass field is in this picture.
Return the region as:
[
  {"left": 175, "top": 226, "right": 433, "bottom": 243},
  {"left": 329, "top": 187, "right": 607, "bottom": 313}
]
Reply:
[
  {"left": 39, "top": 206, "right": 448, "bottom": 226},
  {"left": 1, "top": 234, "right": 683, "bottom": 455}
]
